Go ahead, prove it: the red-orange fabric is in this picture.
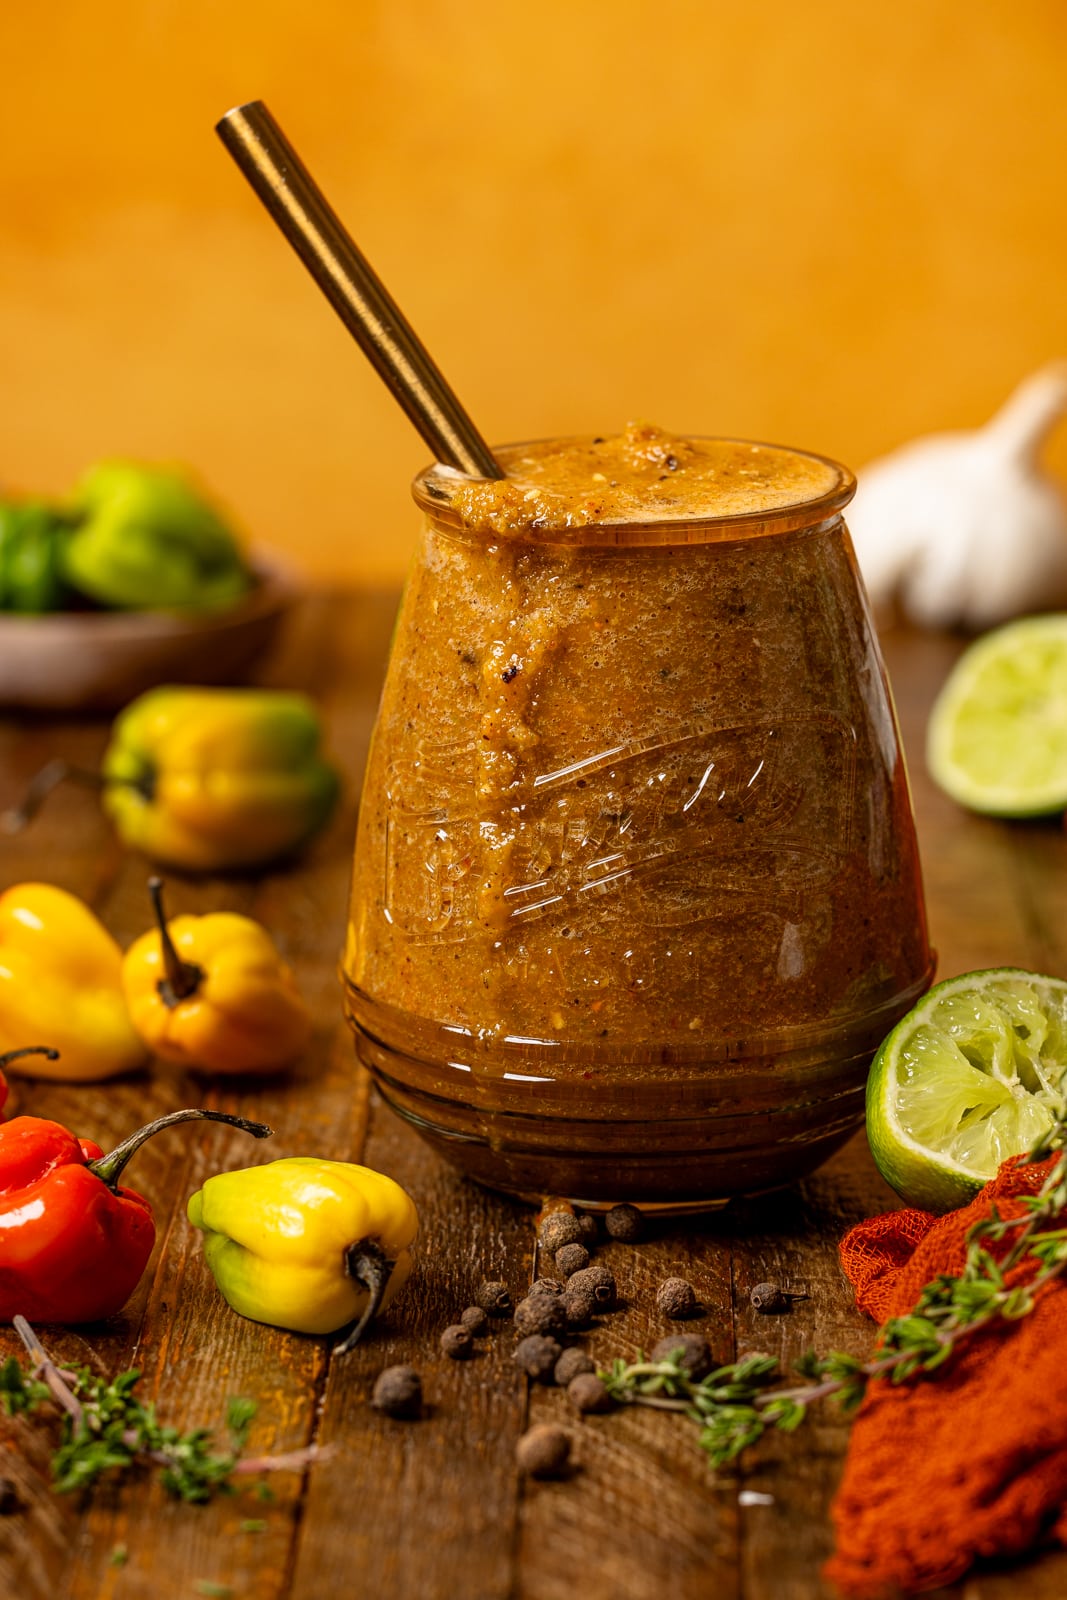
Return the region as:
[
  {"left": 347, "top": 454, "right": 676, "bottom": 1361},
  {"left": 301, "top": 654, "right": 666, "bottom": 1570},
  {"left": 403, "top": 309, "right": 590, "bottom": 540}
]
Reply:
[{"left": 826, "top": 1155, "right": 1067, "bottom": 1597}]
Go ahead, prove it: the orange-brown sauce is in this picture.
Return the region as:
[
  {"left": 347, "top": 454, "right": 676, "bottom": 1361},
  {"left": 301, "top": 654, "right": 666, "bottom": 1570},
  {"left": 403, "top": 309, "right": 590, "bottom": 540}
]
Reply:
[{"left": 428, "top": 422, "right": 843, "bottom": 534}]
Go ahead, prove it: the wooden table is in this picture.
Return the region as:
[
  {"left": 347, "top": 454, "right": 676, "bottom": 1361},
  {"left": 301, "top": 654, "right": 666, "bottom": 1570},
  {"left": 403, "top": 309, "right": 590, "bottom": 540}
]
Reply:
[{"left": 2, "top": 595, "right": 1065, "bottom": 1600}]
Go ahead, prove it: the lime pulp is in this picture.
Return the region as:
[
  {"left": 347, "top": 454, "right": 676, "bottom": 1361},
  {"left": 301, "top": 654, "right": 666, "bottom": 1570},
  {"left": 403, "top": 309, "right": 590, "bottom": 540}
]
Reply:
[{"left": 866, "top": 968, "right": 1067, "bottom": 1212}]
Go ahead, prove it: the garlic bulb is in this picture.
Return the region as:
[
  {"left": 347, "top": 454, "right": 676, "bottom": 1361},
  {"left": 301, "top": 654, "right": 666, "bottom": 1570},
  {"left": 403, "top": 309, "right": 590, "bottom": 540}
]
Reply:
[{"left": 847, "top": 363, "right": 1067, "bottom": 630}]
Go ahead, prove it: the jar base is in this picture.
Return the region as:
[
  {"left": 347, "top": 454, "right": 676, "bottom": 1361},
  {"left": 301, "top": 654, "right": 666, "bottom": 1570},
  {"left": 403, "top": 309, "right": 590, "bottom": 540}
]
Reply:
[
  {"left": 366, "top": 1054, "right": 864, "bottom": 1209},
  {"left": 343, "top": 977, "right": 935, "bottom": 1208}
]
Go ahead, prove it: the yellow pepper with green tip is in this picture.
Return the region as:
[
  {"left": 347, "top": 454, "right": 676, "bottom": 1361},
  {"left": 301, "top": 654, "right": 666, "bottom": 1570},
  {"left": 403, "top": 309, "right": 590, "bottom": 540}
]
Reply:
[
  {"left": 0, "top": 883, "right": 148, "bottom": 1081},
  {"left": 101, "top": 685, "right": 340, "bottom": 872},
  {"left": 187, "top": 1158, "right": 418, "bottom": 1352}
]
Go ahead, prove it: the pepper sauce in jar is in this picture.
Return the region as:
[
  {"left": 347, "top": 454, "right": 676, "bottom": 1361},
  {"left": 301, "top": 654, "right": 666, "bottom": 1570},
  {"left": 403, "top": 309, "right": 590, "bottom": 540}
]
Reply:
[{"left": 342, "top": 424, "right": 934, "bottom": 1210}]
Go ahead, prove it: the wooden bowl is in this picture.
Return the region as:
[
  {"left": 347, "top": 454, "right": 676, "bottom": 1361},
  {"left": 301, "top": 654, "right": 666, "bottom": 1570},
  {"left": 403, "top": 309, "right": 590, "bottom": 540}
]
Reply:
[{"left": 0, "top": 554, "right": 299, "bottom": 713}]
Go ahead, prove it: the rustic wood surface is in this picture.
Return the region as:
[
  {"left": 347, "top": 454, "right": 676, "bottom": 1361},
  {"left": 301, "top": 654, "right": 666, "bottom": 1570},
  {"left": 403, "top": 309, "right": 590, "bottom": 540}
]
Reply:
[{"left": 1, "top": 594, "right": 1065, "bottom": 1600}]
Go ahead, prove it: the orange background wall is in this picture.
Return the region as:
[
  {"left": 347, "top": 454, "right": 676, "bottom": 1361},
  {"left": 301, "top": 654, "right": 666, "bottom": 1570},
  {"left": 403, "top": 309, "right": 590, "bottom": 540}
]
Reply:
[{"left": 2, "top": 0, "right": 1065, "bottom": 586}]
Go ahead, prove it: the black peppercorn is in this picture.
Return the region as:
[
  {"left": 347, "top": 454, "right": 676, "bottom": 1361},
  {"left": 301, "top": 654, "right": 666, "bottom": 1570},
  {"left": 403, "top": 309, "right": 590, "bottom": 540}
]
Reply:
[
  {"left": 474, "top": 1280, "right": 512, "bottom": 1315},
  {"left": 539, "top": 1213, "right": 583, "bottom": 1254},
  {"left": 554, "top": 1346, "right": 595, "bottom": 1387},
  {"left": 516, "top": 1423, "right": 571, "bottom": 1477},
  {"left": 604, "top": 1202, "right": 644, "bottom": 1242},
  {"left": 528, "top": 1276, "right": 564, "bottom": 1297},
  {"left": 514, "top": 1293, "right": 568, "bottom": 1338},
  {"left": 566, "top": 1264, "right": 616, "bottom": 1309},
  {"left": 514, "top": 1334, "right": 563, "bottom": 1383},
  {"left": 555, "top": 1242, "right": 590, "bottom": 1278},
  {"left": 562, "top": 1286, "right": 597, "bottom": 1329},
  {"left": 567, "top": 1373, "right": 613, "bottom": 1414},
  {"left": 656, "top": 1276, "right": 698, "bottom": 1319},
  {"left": 650, "top": 1333, "right": 713, "bottom": 1380},
  {"left": 370, "top": 1365, "right": 423, "bottom": 1419},
  {"left": 460, "top": 1304, "right": 490, "bottom": 1335},
  {"left": 440, "top": 1324, "right": 475, "bottom": 1360}
]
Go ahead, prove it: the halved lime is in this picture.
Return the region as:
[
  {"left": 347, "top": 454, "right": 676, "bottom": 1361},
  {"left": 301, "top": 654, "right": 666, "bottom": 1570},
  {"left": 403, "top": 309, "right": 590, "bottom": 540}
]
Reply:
[
  {"left": 926, "top": 614, "right": 1067, "bottom": 816},
  {"left": 866, "top": 968, "right": 1067, "bottom": 1212}
]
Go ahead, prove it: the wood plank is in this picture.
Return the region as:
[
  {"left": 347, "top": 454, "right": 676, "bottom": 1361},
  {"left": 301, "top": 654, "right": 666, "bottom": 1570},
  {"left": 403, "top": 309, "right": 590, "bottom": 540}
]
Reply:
[
  {"left": 288, "top": 1095, "right": 534, "bottom": 1600},
  {"left": 516, "top": 1221, "right": 739, "bottom": 1600}
]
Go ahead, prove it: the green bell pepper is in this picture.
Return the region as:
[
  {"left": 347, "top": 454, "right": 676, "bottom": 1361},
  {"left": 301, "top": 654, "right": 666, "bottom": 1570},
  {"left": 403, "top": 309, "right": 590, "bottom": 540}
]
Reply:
[{"left": 61, "top": 460, "right": 252, "bottom": 612}]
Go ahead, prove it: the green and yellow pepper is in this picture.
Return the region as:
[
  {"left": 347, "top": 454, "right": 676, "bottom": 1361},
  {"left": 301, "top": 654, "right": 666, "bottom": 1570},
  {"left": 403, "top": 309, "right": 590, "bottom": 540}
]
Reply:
[
  {"left": 99, "top": 686, "right": 340, "bottom": 871},
  {"left": 4, "top": 687, "right": 340, "bottom": 873},
  {"left": 188, "top": 1158, "right": 418, "bottom": 1352},
  {"left": 60, "top": 459, "right": 251, "bottom": 613},
  {"left": 122, "top": 878, "right": 311, "bottom": 1074},
  {"left": 0, "top": 883, "right": 147, "bottom": 1082}
]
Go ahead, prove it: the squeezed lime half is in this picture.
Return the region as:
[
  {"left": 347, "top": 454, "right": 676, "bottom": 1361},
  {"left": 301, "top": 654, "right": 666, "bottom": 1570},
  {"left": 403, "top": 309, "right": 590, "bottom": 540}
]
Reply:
[
  {"left": 866, "top": 968, "right": 1067, "bottom": 1212},
  {"left": 927, "top": 614, "right": 1067, "bottom": 816}
]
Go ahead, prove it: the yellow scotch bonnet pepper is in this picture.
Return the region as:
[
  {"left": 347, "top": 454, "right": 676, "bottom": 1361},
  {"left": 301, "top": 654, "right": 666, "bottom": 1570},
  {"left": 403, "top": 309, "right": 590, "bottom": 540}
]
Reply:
[
  {"left": 188, "top": 1157, "right": 418, "bottom": 1352},
  {"left": 122, "top": 878, "right": 311, "bottom": 1074},
  {"left": 0, "top": 883, "right": 147, "bottom": 1081},
  {"left": 102, "top": 685, "right": 340, "bottom": 872}
]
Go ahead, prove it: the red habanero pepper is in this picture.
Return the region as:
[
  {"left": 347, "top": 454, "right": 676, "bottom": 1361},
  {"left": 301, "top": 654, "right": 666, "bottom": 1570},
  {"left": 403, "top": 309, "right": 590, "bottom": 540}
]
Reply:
[{"left": 0, "top": 1060, "right": 271, "bottom": 1325}]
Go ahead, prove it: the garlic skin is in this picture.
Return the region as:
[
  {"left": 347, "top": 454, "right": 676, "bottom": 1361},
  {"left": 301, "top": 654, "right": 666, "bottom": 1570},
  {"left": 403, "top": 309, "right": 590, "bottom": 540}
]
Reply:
[{"left": 847, "top": 364, "right": 1067, "bottom": 631}]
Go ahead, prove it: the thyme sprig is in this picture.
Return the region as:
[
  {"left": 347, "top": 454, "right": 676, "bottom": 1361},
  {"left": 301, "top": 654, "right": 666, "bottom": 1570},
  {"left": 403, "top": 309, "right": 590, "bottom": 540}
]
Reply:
[
  {"left": 601, "top": 1128, "right": 1067, "bottom": 1468},
  {"left": 0, "top": 1317, "right": 324, "bottom": 1502}
]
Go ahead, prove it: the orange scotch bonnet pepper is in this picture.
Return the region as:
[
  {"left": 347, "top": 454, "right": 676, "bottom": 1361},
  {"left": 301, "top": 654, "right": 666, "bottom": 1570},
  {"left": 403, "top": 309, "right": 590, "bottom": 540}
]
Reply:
[{"left": 122, "top": 879, "right": 311, "bottom": 1074}]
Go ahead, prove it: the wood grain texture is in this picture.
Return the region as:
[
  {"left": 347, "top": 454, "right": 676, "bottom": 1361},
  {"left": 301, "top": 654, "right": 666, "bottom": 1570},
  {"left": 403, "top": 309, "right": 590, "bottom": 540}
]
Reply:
[{"left": 0, "top": 603, "right": 1065, "bottom": 1598}]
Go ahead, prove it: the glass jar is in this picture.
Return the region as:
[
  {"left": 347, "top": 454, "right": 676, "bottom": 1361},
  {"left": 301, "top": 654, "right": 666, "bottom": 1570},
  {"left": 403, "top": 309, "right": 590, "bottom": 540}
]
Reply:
[{"left": 341, "top": 432, "right": 934, "bottom": 1210}]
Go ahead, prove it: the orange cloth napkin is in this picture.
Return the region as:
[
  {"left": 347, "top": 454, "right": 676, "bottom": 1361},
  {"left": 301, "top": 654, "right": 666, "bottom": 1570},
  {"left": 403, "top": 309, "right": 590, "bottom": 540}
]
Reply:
[{"left": 826, "top": 1155, "right": 1067, "bottom": 1597}]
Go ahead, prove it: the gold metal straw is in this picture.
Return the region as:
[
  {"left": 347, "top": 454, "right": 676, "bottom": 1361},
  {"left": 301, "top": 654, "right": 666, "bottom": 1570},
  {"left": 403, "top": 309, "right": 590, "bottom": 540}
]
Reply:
[{"left": 216, "top": 100, "right": 504, "bottom": 480}]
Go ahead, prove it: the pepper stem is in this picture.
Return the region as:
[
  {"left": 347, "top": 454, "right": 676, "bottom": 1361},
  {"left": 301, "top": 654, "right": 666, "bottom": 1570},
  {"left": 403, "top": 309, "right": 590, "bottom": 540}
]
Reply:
[
  {"left": 334, "top": 1239, "right": 396, "bottom": 1356},
  {"left": 87, "top": 1108, "right": 273, "bottom": 1191},
  {"left": 148, "top": 876, "right": 204, "bottom": 1006},
  {"left": 0, "top": 1046, "right": 61, "bottom": 1070},
  {"left": 0, "top": 758, "right": 152, "bottom": 835}
]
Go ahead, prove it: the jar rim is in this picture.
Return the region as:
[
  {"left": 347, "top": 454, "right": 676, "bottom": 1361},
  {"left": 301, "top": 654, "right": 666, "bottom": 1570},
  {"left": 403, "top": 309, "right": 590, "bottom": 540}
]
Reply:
[{"left": 411, "top": 435, "right": 856, "bottom": 547}]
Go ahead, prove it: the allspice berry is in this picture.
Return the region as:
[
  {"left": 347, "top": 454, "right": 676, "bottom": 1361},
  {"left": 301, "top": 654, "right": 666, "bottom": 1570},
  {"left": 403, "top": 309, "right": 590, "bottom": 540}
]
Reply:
[
  {"left": 555, "top": 1242, "right": 590, "bottom": 1279},
  {"left": 562, "top": 1286, "right": 597, "bottom": 1329},
  {"left": 539, "top": 1213, "right": 584, "bottom": 1254},
  {"left": 460, "top": 1304, "right": 490, "bottom": 1335},
  {"left": 575, "top": 1213, "right": 600, "bottom": 1247},
  {"left": 474, "top": 1280, "right": 512, "bottom": 1315},
  {"left": 514, "top": 1334, "right": 563, "bottom": 1383},
  {"left": 656, "top": 1276, "right": 698, "bottom": 1319},
  {"left": 749, "top": 1281, "right": 806, "bottom": 1314},
  {"left": 566, "top": 1264, "right": 616, "bottom": 1309},
  {"left": 554, "top": 1346, "right": 595, "bottom": 1387},
  {"left": 567, "top": 1373, "right": 613, "bottom": 1414},
  {"left": 650, "top": 1333, "right": 713, "bottom": 1380},
  {"left": 514, "top": 1292, "right": 568, "bottom": 1338},
  {"left": 371, "top": 1365, "right": 423, "bottom": 1419},
  {"left": 440, "top": 1324, "right": 475, "bottom": 1360},
  {"left": 516, "top": 1423, "right": 571, "bottom": 1478},
  {"left": 604, "top": 1202, "right": 644, "bottom": 1242},
  {"left": 529, "top": 1277, "right": 564, "bottom": 1298}
]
